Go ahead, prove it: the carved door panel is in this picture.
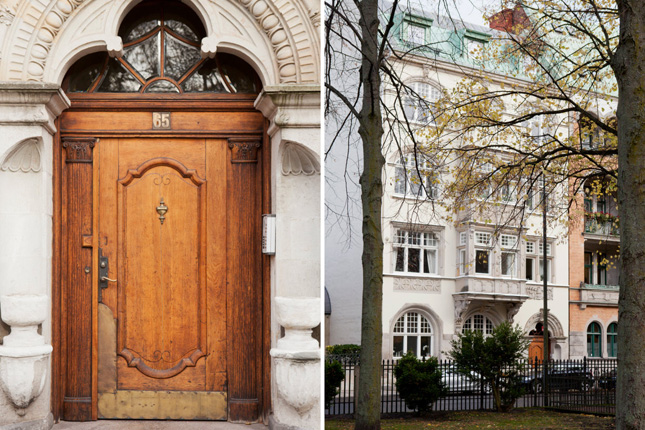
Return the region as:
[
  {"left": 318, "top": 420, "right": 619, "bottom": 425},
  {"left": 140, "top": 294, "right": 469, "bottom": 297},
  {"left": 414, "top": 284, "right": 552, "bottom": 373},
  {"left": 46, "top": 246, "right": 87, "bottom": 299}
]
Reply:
[{"left": 96, "top": 138, "right": 233, "bottom": 419}]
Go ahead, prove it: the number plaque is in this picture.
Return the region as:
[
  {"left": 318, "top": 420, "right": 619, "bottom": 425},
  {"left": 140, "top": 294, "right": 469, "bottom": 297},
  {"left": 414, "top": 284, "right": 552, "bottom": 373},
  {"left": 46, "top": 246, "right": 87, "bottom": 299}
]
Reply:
[{"left": 152, "top": 112, "right": 171, "bottom": 129}]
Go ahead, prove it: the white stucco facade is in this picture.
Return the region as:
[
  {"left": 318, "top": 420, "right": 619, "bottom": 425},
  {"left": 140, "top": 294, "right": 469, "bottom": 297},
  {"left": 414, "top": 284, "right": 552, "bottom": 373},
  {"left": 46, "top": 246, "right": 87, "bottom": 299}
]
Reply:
[
  {"left": 0, "top": 1, "right": 320, "bottom": 429},
  {"left": 325, "top": 8, "right": 571, "bottom": 363}
]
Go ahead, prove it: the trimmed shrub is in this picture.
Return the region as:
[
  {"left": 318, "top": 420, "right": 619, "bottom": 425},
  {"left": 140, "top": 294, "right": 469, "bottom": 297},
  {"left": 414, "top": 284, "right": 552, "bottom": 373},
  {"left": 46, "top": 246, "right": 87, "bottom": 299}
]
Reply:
[
  {"left": 394, "top": 352, "right": 446, "bottom": 413},
  {"left": 325, "top": 360, "right": 345, "bottom": 408}
]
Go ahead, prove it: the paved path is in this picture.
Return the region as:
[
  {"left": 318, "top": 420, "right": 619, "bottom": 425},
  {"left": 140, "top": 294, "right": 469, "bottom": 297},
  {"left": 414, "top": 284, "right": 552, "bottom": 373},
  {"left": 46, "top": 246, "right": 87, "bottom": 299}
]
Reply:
[{"left": 53, "top": 421, "right": 266, "bottom": 429}]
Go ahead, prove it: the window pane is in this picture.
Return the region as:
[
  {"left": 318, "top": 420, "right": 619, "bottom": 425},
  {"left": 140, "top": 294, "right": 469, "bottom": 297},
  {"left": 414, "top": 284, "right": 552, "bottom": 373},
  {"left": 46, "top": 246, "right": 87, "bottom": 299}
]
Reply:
[
  {"left": 119, "top": 6, "right": 160, "bottom": 43},
  {"left": 420, "top": 336, "right": 431, "bottom": 357},
  {"left": 526, "top": 258, "right": 534, "bottom": 281},
  {"left": 394, "top": 316, "right": 405, "bottom": 333},
  {"left": 395, "top": 167, "right": 406, "bottom": 194},
  {"left": 424, "top": 249, "right": 436, "bottom": 274},
  {"left": 420, "top": 316, "right": 432, "bottom": 333},
  {"left": 218, "top": 53, "right": 262, "bottom": 93},
  {"left": 164, "top": 32, "right": 202, "bottom": 80},
  {"left": 164, "top": 4, "right": 205, "bottom": 43},
  {"left": 473, "top": 315, "right": 484, "bottom": 332},
  {"left": 144, "top": 79, "right": 180, "bottom": 93},
  {"left": 395, "top": 247, "right": 405, "bottom": 272},
  {"left": 407, "top": 24, "right": 425, "bottom": 45},
  {"left": 123, "top": 32, "right": 160, "bottom": 80},
  {"left": 96, "top": 59, "right": 142, "bottom": 92},
  {"left": 502, "top": 252, "right": 515, "bottom": 276},
  {"left": 393, "top": 336, "right": 404, "bottom": 357},
  {"left": 475, "top": 250, "right": 489, "bottom": 273},
  {"left": 408, "top": 248, "right": 420, "bottom": 272},
  {"left": 407, "top": 335, "right": 418, "bottom": 356},
  {"left": 407, "top": 312, "right": 418, "bottom": 333},
  {"left": 181, "top": 58, "right": 229, "bottom": 92},
  {"left": 65, "top": 52, "right": 107, "bottom": 92}
]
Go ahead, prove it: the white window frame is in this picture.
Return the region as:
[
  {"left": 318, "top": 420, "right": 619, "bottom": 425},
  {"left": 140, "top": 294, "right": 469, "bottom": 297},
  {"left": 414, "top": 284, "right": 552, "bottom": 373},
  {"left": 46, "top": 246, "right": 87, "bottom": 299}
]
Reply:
[
  {"left": 501, "top": 251, "right": 517, "bottom": 277},
  {"left": 463, "top": 314, "right": 494, "bottom": 335},
  {"left": 475, "top": 232, "right": 491, "bottom": 246},
  {"left": 394, "top": 229, "right": 439, "bottom": 275},
  {"left": 407, "top": 23, "right": 426, "bottom": 46},
  {"left": 403, "top": 82, "right": 441, "bottom": 124},
  {"left": 393, "top": 311, "right": 434, "bottom": 359},
  {"left": 501, "top": 234, "right": 518, "bottom": 249},
  {"left": 539, "top": 258, "right": 552, "bottom": 283},
  {"left": 459, "top": 232, "right": 467, "bottom": 245},
  {"left": 538, "top": 241, "right": 552, "bottom": 256},
  {"left": 458, "top": 248, "right": 467, "bottom": 276},
  {"left": 394, "top": 154, "right": 439, "bottom": 200},
  {"left": 526, "top": 257, "right": 536, "bottom": 281}
]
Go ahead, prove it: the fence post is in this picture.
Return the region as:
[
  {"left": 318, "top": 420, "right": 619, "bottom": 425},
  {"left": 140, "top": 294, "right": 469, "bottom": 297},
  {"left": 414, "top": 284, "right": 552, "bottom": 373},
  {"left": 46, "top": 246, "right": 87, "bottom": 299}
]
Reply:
[{"left": 353, "top": 364, "right": 360, "bottom": 413}]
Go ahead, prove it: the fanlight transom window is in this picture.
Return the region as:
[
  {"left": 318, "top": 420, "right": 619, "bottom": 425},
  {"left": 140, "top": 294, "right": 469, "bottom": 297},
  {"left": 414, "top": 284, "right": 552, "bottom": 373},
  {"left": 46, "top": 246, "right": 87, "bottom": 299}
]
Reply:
[
  {"left": 393, "top": 311, "right": 433, "bottom": 358},
  {"left": 463, "top": 314, "right": 494, "bottom": 335},
  {"left": 64, "top": 0, "right": 261, "bottom": 94}
]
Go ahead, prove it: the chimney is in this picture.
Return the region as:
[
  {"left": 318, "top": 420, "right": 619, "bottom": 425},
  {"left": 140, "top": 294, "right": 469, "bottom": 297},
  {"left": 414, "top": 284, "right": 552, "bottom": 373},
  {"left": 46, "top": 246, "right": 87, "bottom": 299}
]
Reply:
[{"left": 489, "top": 4, "right": 529, "bottom": 34}]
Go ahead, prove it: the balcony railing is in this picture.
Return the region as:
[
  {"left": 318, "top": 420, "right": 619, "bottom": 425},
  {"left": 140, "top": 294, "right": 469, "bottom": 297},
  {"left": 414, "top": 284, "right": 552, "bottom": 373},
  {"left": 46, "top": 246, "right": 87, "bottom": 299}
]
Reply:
[{"left": 584, "top": 217, "right": 619, "bottom": 236}]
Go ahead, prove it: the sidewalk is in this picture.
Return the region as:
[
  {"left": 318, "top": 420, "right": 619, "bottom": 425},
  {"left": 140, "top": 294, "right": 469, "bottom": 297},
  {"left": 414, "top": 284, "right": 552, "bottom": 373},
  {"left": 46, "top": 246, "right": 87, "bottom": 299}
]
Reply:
[{"left": 52, "top": 421, "right": 266, "bottom": 429}]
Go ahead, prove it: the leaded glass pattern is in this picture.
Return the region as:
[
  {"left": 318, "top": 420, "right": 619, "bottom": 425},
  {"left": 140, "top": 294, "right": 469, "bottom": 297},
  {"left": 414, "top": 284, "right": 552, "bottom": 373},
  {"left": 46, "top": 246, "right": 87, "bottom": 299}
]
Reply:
[{"left": 64, "top": 1, "right": 261, "bottom": 94}]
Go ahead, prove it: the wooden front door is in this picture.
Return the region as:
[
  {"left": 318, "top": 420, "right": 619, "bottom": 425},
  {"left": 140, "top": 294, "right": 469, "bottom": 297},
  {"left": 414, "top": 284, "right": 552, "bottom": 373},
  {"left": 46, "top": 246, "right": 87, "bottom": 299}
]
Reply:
[
  {"left": 97, "top": 138, "right": 228, "bottom": 419},
  {"left": 54, "top": 100, "right": 269, "bottom": 423}
]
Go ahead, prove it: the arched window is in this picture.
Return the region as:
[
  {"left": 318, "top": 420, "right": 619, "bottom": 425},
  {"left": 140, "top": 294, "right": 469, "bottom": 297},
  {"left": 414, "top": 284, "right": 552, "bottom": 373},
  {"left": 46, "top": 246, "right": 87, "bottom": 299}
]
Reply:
[
  {"left": 394, "top": 153, "right": 439, "bottom": 200},
  {"left": 463, "top": 314, "right": 494, "bottom": 335},
  {"left": 587, "top": 322, "right": 602, "bottom": 357},
  {"left": 403, "top": 82, "right": 441, "bottom": 124},
  {"left": 607, "top": 322, "right": 617, "bottom": 358},
  {"left": 393, "top": 311, "right": 433, "bottom": 358},
  {"left": 63, "top": 0, "right": 261, "bottom": 94}
]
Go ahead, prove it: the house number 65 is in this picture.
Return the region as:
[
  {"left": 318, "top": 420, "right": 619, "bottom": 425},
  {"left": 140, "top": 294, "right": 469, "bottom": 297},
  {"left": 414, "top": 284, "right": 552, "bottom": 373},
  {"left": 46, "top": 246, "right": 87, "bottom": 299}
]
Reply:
[{"left": 152, "top": 112, "right": 171, "bottom": 129}]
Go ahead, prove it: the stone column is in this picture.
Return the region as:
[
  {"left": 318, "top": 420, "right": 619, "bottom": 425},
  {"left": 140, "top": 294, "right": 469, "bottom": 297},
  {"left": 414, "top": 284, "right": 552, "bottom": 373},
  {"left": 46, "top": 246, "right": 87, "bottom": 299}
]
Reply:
[
  {"left": 255, "top": 86, "right": 321, "bottom": 430},
  {"left": 0, "top": 82, "right": 70, "bottom": 428}
]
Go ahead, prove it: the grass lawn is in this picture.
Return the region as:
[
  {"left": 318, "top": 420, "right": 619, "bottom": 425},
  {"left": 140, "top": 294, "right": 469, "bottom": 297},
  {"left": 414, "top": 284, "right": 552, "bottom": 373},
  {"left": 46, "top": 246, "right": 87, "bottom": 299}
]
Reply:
[{"left": 325, "top": 408, "right": 615, "bottom": 429}]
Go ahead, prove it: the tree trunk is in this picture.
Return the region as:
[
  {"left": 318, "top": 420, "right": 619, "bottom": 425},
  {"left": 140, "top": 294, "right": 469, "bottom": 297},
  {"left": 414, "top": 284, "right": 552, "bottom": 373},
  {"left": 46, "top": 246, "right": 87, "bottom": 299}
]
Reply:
[
  {"left": 613, "top": 1, "right": 645, "bottom": 428},
  {"left": 355, "top": 0, "right": 385, "bottom": 428}
]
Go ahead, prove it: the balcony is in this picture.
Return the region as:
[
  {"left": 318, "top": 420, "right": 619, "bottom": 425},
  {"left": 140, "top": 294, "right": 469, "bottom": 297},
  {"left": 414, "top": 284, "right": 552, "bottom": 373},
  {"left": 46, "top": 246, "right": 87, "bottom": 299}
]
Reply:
[
  {"left": 584, "top": 215, "right": 619, "bottom": 240},
  {"left": 578, "top": 283, "right": 619, "bottom": 308},
  {"left": 455, "top": 276, "right": 528, "bottom": 301}
]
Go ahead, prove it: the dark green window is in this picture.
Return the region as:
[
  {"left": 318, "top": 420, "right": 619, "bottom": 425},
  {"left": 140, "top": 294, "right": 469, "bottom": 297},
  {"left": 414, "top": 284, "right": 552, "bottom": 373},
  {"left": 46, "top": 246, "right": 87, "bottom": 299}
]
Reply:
[
  {"left": 63, "top": 0, "right": 261, "bottom": 94},
  {"left": 607, "top": 322, "right": 617, "bottom": 358},
  {"left": 587, "top": 322, "right": 602, "bottom": 357}
]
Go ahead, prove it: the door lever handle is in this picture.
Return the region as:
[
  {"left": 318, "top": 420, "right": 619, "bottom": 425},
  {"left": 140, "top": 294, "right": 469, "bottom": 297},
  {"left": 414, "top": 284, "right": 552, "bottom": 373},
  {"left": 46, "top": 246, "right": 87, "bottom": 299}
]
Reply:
[{"left": 101, "top": 276, "right": 117, "bottom": 283}]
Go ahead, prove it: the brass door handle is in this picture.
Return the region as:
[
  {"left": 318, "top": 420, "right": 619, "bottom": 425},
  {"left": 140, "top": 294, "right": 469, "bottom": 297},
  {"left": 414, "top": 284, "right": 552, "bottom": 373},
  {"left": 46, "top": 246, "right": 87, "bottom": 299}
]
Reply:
[{"left": 101, "top": 276, "right": 117, "bottom": 283}]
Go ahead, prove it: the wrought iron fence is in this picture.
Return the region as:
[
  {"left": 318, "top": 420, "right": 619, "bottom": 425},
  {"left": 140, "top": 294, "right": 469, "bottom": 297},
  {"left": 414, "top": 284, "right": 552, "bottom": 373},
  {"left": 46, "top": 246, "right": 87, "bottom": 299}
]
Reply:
[{"left": 325, "top": 355, "right": 617, "bottom": 416}]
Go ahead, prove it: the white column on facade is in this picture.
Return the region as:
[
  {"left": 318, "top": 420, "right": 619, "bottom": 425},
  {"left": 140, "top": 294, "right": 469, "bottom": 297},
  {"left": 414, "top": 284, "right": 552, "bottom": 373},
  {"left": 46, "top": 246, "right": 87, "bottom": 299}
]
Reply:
[
  {"left": 0, "top": 82, "right": 69, "bottom": 428},
  {"left": 255, "top": 85, "right": 321, "bottom": 430}
]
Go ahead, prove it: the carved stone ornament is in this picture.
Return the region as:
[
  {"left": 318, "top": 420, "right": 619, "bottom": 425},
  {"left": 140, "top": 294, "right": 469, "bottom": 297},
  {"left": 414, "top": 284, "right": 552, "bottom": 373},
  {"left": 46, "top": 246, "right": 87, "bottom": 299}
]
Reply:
[
  {"left": 228, "top": 138, "right": 261, "bottom": 163},
  {"left": 233, "top": 0, "right": 298, "bottom": 83},
  {"left": 506, "top": 302, "right": 522, "bottom": 322},
  {"left": 0, "top": 295, "right": 53, "bottom": 416},
  {"left": 0, "top": 138, "right": 42, "bottom": 173},
  {"left": 281, "top": 142, "right": 320, "bottom": 176},
  {"left": 0, "top": 4, "right": 15, "bottom": 26},
  {"left": 63, "top": 137, "right": 97, "bottom": 164},
  {"left": 25, "top": 0, "right": 87, "bottom": 80},
  {"left": 453, "top": 297, "right": 472, "bottom": 326},
  {"left": 526, "top": 284, "right": 554, "bottom": 300},
  {"left": 393, "top": 277, "right": 440, "bottom": 293}
]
